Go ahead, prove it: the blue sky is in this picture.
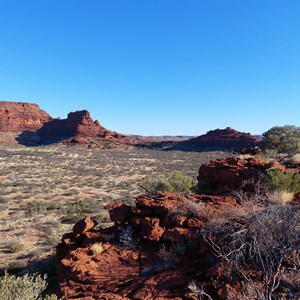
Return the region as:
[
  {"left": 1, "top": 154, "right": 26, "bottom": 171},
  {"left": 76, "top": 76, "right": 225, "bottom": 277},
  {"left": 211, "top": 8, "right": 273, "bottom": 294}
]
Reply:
[{"left": 0, "top": 0, "right": 299, "bottom": 135}]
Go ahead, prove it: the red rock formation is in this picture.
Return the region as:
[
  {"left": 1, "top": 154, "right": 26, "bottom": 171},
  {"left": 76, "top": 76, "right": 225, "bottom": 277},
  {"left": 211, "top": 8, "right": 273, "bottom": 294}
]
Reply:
[
  {"left": 56, "top": 192, "right": 238, "bottom": 299},
  {"left": 172, "top": 127, "right": 259, "bottom": 152},
  {"left": 198, "top": 156, "right": 285, "bottom": 192},
  {"left": 0, "top": 101, "right": 51, "bottom": 132},
  {"left": 35, "top": 110, "right": 128, "bottom": 145}
]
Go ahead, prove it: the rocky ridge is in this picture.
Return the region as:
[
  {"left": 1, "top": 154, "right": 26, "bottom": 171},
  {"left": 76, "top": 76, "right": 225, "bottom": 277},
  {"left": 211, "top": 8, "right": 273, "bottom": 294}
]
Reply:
[{"left": 171, "top": 127, "right": 259, "bottom": 152}]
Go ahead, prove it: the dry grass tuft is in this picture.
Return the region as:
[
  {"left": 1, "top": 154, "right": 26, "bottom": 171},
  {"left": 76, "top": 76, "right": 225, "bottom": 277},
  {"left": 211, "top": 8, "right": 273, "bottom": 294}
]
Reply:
[
  {"left": 91, "top": 243, "right": 104, "bottom": 256},
  {"left": 267, "top": 190, "right": 294, "bottom": 205}
]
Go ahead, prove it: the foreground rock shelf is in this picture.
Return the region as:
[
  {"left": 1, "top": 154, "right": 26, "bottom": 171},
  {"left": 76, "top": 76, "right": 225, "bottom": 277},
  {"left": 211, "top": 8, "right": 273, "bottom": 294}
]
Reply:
[
  {"left": 55, "top": 155, "right": 300, "bottom": 299},
  {"left": 56, "top": 192, "right": 239, "bottom": 300}
]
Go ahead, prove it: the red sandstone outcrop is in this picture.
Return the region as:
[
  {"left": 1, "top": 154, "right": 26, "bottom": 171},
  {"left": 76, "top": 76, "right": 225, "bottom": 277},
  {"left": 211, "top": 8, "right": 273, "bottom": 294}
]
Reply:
[
  {"left": 56, "top": 192, "right": 238, "bottom": 300},
  {"left": 0, "top": 101, "right": 51, "bottom": 132},
  {"left": 35, "top": 110, "right": 129, "bottom": 145},
  {"left": 198, "top": 156, "right": 285, "bottom": 193},
  {"left": 172, "top": 127, "right": 259, "bottom": 152}
]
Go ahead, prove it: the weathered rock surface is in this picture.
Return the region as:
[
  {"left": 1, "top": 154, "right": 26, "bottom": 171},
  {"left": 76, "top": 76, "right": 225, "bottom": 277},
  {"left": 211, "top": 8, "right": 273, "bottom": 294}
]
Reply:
[
  {"left": 198, "top": 155, "right": 285, "bottom": 192},
  {"left": 171, "top": 127, "right": 259, "bottom": 152},
  {"left": 34, "top": 110, "right": 127, "bottom": 145},
  {"left": 56, "top": 192, "right": 238, "bottom": 299},
  {"left": 0, "top": 101, "right": 51, "bottom": 132}
]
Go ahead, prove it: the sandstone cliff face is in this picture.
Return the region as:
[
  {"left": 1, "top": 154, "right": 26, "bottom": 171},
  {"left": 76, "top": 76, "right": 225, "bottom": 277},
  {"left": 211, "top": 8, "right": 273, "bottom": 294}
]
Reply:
[
  {"left": 172, "top": 127, "right": 259, "bottom": 152},
  {"left": 0, "top": 101, "right": 51, "bottom": 132},
  {"left": 36, "top": 110, "right": 127, "bottom": 145}
]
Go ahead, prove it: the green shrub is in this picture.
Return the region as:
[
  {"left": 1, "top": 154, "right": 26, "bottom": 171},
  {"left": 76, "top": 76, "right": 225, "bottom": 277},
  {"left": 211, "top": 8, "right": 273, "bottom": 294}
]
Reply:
[
  {"left": 144, "top": 172, "right": 197, "bottom": 194},
  {"left": 263, "top": 168, "right": 300, "bottom": 193},
  {"left": 0, "top": 272, "right": 47, "bottom": 300},
  {"left": 64, "top": 199, "right": 99, "bottom": 214},
  {"left": 26, "top": 201, "right": 61, "bottom": 215},
  {"left": 262, "top": 125, "right": 300, "bottom": 154}
]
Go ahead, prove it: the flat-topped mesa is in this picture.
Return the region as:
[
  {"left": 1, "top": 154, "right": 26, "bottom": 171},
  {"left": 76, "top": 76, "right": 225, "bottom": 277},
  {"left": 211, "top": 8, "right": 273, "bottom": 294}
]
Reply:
[
  {"left": 171, "top": 127, "right": 259, "bottom": 152},
  {"left": 36, "top": 109, "right": 125, "bottom": 144},
  {"left": 0, "top": 101, "right": 52, "bottom": 132},
  {"left": 195, "top": 127, "right": 257, "bottom": 142}
]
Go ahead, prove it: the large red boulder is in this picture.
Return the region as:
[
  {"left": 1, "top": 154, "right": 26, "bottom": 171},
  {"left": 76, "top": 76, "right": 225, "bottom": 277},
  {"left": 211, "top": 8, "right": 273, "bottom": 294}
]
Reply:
[
  {"left": 72, "top": 216, "right": 97, "bottom": 237},
  {"left": 198, "top": 156, "right": 285, "bottom": 192},
  {"left": 109, "top": 202, "right": 133, "bottom": 226}
]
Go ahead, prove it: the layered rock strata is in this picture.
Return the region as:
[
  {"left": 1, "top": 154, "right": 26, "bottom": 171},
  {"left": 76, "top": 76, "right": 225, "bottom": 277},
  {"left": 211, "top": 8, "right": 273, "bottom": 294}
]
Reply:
[{"left": 0, "top": 101, "right": 51, "bottom": 132}]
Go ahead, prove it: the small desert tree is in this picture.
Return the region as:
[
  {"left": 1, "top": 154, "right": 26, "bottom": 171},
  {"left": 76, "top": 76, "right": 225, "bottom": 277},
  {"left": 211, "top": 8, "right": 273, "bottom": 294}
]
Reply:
[{"left": 262, "top": 125, "right": 300, "bottom": 154}]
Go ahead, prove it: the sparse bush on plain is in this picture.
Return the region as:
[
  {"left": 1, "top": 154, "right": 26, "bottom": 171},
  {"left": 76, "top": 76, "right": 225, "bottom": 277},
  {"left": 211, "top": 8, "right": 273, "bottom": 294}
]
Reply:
[
  {"left": 8, "top": 260, "right": 28, "bottom": 271},
  {"left": 144, "top": 172, "right": 197, "bottom": 194},
  {"left": 0, "top": 272, "right": 47, "bottom": 300},
  {"left": 9, "top": 242, "right": 24, "bottom": 253},
  {"left": 26, "top": 201, "right": 62, "bottom": 215}
]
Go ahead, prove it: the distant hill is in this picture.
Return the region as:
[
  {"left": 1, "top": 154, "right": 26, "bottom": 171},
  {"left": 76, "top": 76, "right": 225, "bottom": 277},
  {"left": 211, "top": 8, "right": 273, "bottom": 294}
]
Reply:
[
  {"left": 170, "top": 127, "right": 259, "bottom": 152},
  {"left": 127, "top": 135, "right": 195, "bottom": 142},
  {"left": 0, "top": 101, "right": 260, "bottom": 151}
]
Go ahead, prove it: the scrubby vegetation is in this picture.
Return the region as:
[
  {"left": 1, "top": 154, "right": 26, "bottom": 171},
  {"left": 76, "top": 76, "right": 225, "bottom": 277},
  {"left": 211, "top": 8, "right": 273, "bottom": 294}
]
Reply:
[
  {"left": 0, "top": 272, "right": 58, "bottom": 300},
  {"left": 200, "top": 204, "right": 300, "bottom": 300},
  {"left": 263, "top": 168, "right": 300, "bottom": 193},
  {"left": 143, "top": 171, "right": 197, "bottom": 194},
  {"left": 262, "top": 125, "right": 300, "bottom": 154}
]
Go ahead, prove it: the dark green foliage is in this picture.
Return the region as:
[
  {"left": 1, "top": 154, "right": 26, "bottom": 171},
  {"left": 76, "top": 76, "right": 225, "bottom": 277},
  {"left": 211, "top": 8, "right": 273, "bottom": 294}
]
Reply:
[
  {"left": 262, "top": 125, "right": 300, "bottom": 154},
  {"left": 263, "top": 168, "right": 300, "bottom": 193}
]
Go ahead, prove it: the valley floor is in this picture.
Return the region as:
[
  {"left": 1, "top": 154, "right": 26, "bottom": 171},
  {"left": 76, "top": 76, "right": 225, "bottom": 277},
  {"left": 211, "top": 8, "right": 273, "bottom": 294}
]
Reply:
[{"left": 0, "top": 145, "right": 226, "bottom": 271}]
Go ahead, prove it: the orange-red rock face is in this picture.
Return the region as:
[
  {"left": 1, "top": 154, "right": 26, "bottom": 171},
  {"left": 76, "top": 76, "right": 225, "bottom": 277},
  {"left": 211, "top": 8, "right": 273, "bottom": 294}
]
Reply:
[
  {"left": 56, "top": 192, "right": 238, "bottom": 300},
  {"left": 0, "top": 101, "right": 51, "bottom": 132},
  {"left": 36, "top": 110, "right": 128, "bottom": 144},
  {"left": 198, "top": 156, "right": 285, "bottom": 192}
]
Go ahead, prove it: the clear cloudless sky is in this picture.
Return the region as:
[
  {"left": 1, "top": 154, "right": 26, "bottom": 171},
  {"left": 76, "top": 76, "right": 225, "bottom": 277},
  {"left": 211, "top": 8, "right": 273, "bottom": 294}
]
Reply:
[{"left": 0, "top": 0, "right": 299, "bottom": 135}]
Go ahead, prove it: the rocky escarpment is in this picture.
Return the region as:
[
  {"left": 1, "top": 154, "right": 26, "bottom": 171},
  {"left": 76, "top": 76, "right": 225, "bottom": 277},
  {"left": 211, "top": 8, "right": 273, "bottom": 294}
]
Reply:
[
  {"left": 27, "top": 110, "right": 129, "bottom": 146},
  {"left": 171, "top": 127, "right": 259, "bottom": 152},
  {"left": 0, "top": 101, "right": 51, "bottom": 132}
]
